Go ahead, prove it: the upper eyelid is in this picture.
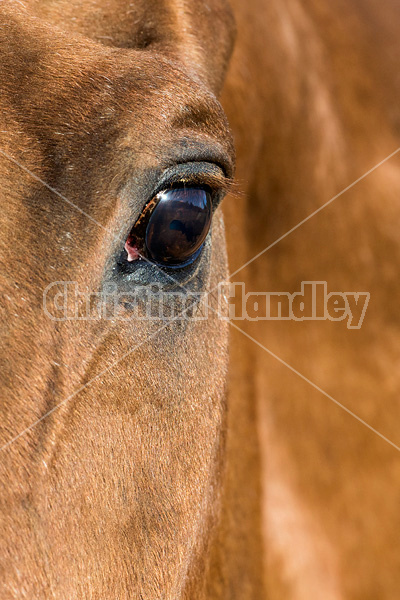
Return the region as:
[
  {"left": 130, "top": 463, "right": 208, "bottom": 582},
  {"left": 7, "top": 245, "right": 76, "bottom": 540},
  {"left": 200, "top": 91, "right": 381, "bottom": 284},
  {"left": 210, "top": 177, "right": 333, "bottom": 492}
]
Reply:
[
  {"left": 151, "top": 161, "right": 234, "bottom": 200},
  {"left": 166, "top": 173, "right": 233, "bottom": 194}
]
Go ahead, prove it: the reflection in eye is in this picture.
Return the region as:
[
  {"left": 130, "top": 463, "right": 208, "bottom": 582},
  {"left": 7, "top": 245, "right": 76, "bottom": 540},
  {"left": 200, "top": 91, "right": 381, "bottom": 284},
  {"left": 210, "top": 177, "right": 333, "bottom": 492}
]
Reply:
[{"left": 125, "top": 187, "right": 212, "bottom": 268}]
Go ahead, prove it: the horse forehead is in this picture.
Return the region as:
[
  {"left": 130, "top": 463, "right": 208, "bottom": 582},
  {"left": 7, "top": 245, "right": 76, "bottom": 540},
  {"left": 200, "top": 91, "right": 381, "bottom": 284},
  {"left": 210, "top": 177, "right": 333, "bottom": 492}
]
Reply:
[
  {"left": 20, "top": 0, "right": 236, "bottom": 93},
  {"left": 1, "top": 0, "right": 234, "bottom": 103}
]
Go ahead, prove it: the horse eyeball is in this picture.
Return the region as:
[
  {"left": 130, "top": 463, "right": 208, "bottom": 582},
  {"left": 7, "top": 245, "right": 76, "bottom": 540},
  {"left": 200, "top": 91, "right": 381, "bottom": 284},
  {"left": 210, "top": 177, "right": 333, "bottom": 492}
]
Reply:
[{"left": 144, "top": 187, "right": 212, "bottom": 266}]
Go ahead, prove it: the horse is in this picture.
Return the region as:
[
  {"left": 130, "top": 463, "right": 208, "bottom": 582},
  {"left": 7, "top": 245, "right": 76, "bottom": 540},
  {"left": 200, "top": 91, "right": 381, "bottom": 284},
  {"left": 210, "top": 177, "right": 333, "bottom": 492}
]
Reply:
[{"left": 1, "top": 0, "right": 400, "bottom": 598}]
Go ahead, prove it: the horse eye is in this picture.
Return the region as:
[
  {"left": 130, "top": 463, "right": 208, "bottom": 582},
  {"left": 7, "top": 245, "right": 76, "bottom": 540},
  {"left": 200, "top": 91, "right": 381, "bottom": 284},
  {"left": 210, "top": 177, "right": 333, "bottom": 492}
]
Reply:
[{"left": 125, "top": 187, "right": 212, "bottom": 268}]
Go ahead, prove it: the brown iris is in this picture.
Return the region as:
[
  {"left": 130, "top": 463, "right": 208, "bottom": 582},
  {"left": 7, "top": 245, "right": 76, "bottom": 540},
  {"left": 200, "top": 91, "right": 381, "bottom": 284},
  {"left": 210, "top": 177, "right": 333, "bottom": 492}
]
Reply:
[{"left": 125, "top": 187, "right": 212, "bottom": 268}]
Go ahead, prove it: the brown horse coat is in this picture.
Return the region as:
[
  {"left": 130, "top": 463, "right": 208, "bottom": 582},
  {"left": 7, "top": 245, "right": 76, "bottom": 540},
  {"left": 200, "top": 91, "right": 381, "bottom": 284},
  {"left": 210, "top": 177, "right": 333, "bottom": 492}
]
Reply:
[{"left": 1, "top": 0, "right": 400, "bottom": 598}]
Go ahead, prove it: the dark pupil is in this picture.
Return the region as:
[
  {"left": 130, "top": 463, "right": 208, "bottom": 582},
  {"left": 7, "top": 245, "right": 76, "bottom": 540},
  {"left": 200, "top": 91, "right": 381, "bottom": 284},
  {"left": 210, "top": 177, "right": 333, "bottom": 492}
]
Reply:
[{"left": 145, "top": 187, "right": 212, "bottom": 266}]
